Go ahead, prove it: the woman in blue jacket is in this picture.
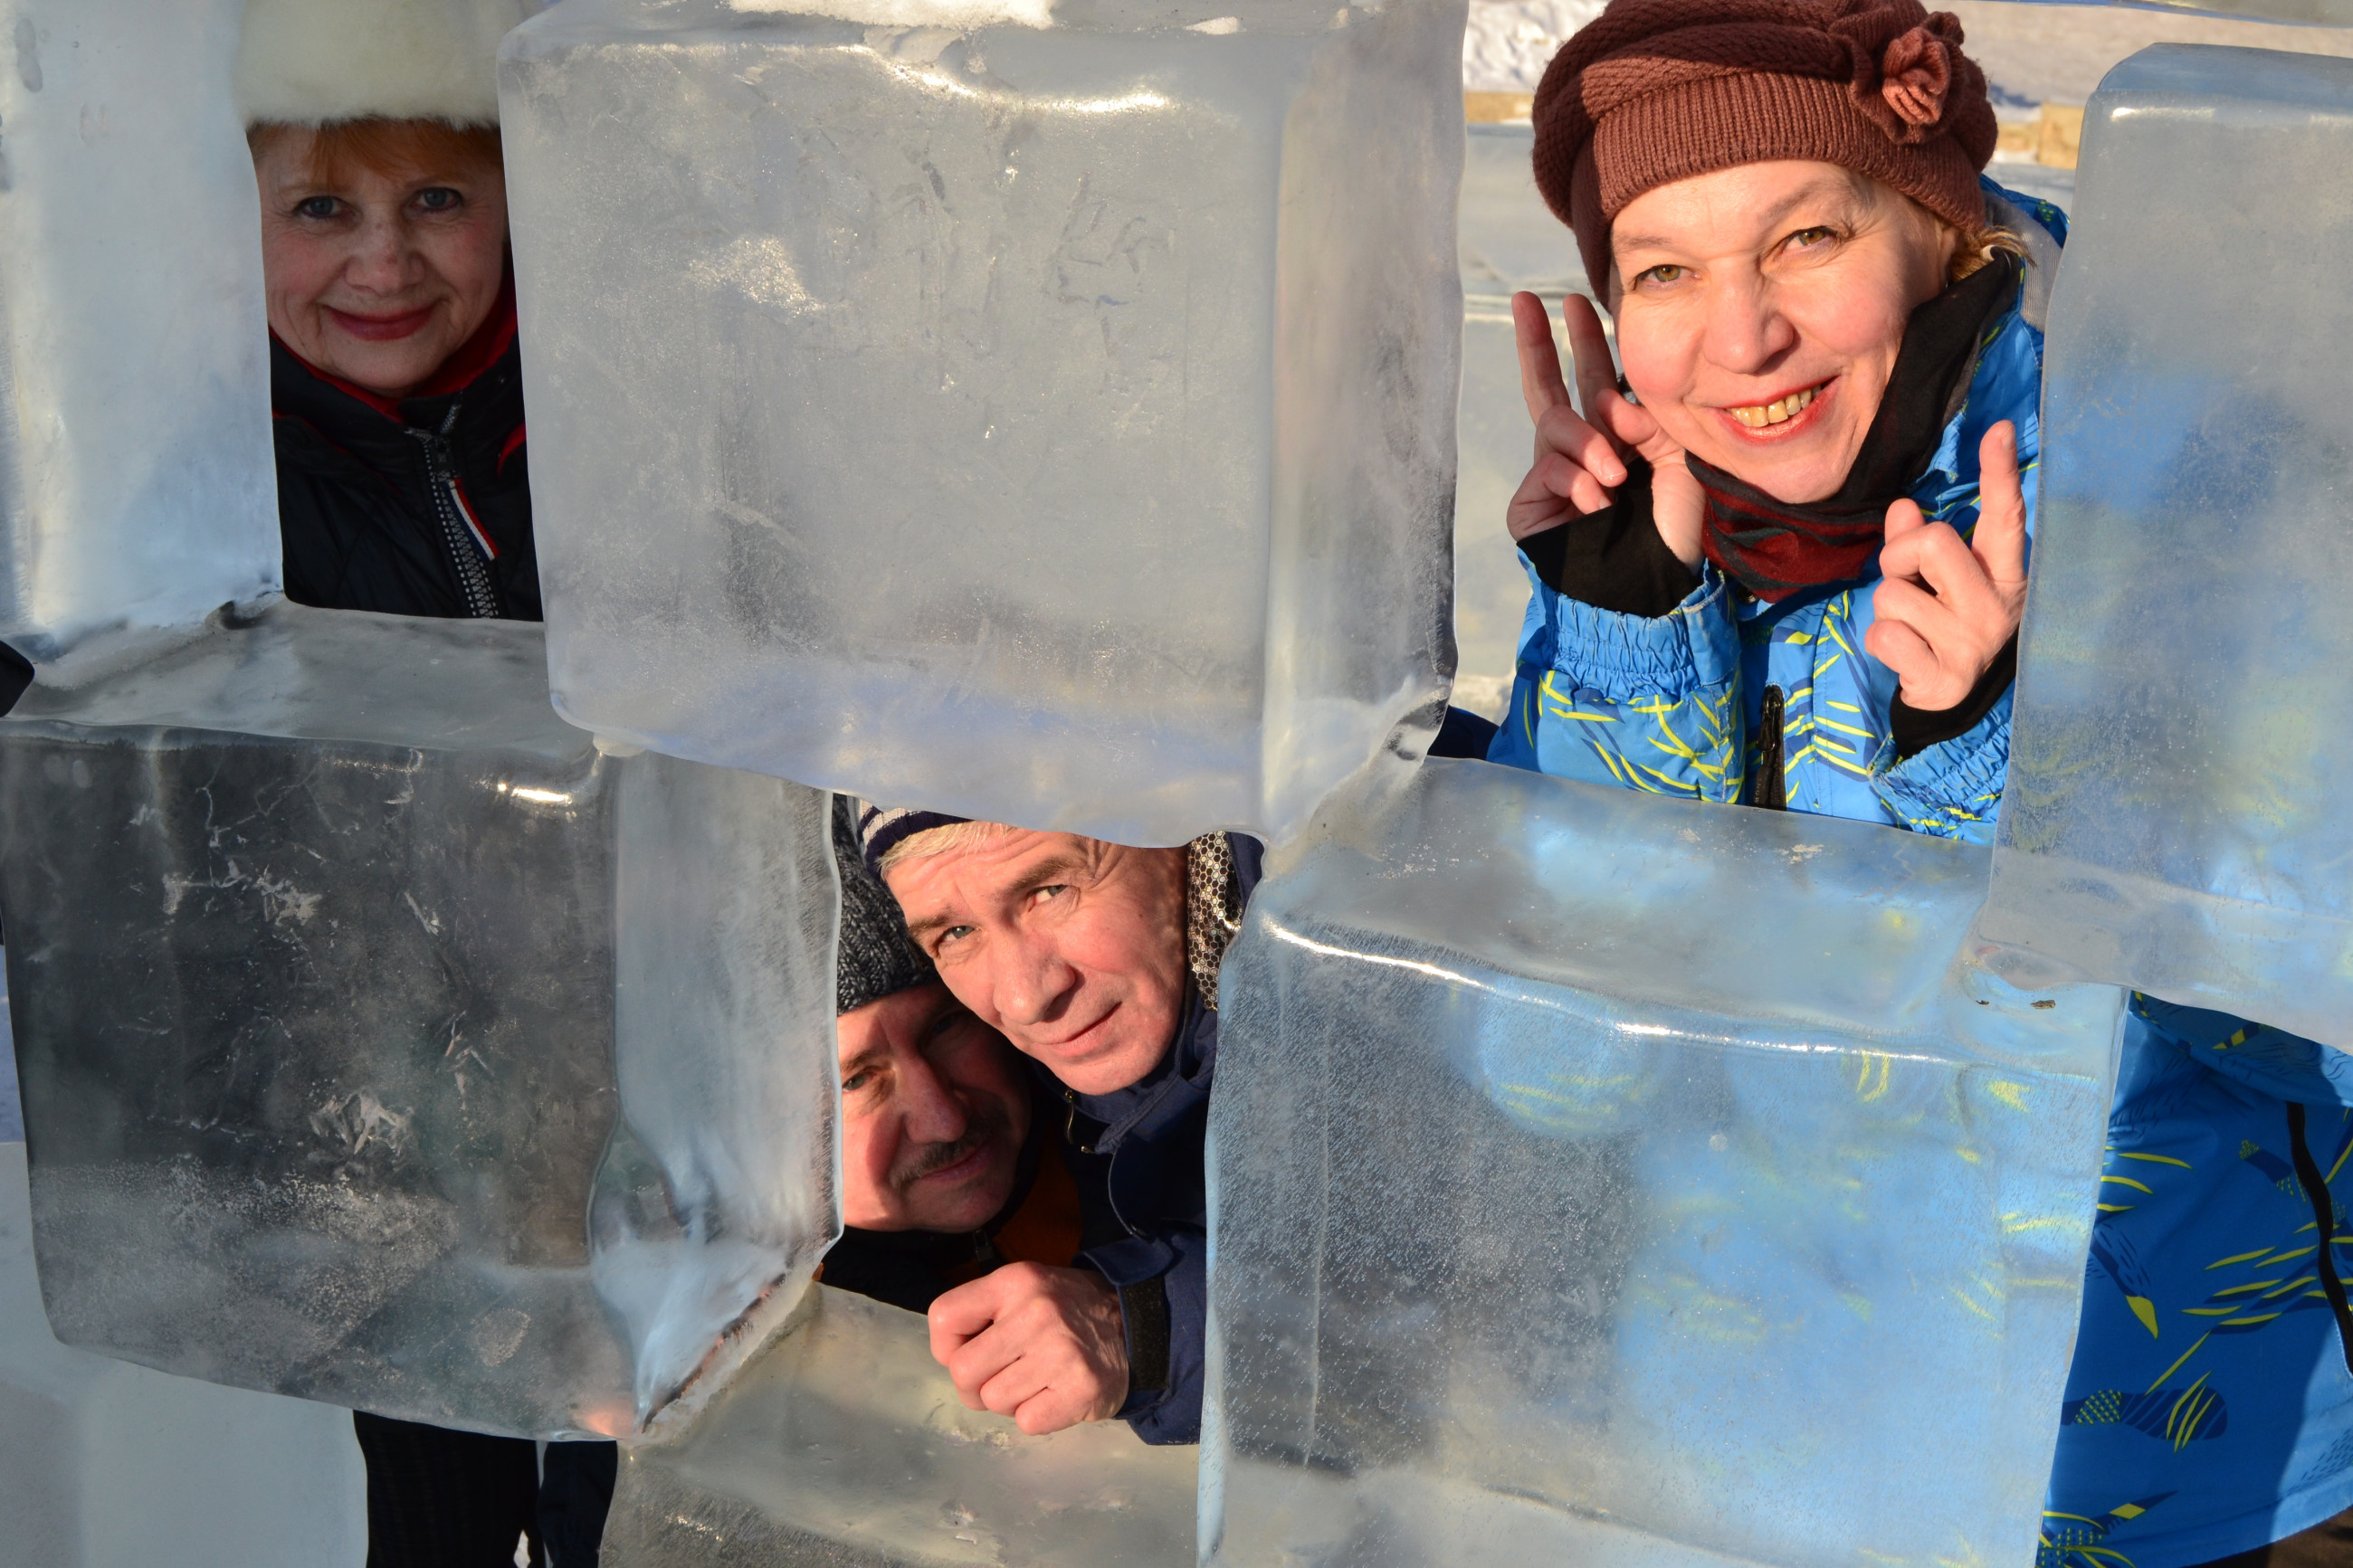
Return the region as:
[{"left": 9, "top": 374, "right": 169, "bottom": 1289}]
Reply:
[{"left": 1500, "top": 3, "right": 2353, "bottom": 1563}]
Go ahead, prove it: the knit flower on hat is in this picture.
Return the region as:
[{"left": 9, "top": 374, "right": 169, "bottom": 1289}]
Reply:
[{"left": 1834, "top": 5, "right": 1977, "bottom": 146}]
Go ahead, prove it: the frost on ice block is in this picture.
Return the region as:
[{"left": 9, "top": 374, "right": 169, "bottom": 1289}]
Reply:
[
  {"left": 0, "top": 0, "right": 278, "bottom": 657},
  {"left": 1983, "top": 45, "right": 2353, "bottom": 1050},
  {"left": 0, "top": 603, "right": 836, "bottom": 1438},
  {"left": 603, "top": 1284, "right": 1196, "bottom": 1566},
  {"left": 497, "top": 0, "right": 1464, "bottom": 846},
  {"left": 0, "top": 1141, "right": 367, "bottom": 1567},
  {"left": 1206, "top": 761, "right": 2122, "bottom": 1567}
]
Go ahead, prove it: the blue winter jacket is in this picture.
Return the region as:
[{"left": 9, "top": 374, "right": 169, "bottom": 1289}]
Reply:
[
  {"left": 1489, "top": 179, "right": 2353, "bottom": 1567},
  {"left": 1054, "top": 833, "right": 1263, "bottom": 1446}
]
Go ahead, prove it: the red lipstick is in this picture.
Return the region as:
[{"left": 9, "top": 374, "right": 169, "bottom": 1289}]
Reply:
[{"left": 326, "top": 305, "right": 435, "bottom": 342}]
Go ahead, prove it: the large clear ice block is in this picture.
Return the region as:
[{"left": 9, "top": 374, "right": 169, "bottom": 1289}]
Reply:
[
  {"left": 1206, "top": 760, "right": 2121, "bottom": 1567},
  {"left": 498, "top": 0, "right": 1465, "bottom": 846},
  {"left": 0, "top": 603, "right": 835, "bottom": 1438},
  {"left": 1982, "top": 45, "right": 2353, "bottom": 1050},
  {"left": 0, "top": 1141, "right": 367, "bottom": 1568},
  {"left": 1453, "top": 120, "right": 1584, "bottom": 721},
  {"left": 603, "top": 1283, "right": 1196, "bottom": 1567},
  {"left": 0, "top": 0, "right": 278, "bottom": 656}
]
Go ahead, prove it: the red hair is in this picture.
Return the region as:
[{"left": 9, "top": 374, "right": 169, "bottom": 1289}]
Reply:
[{"left": 249, "top": 117, "right": 502, "bottom": 188}]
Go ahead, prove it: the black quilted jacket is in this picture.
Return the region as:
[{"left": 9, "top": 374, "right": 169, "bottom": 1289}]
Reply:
[{"left": 269, "top": 298, "right": 542, "bottom": 622}]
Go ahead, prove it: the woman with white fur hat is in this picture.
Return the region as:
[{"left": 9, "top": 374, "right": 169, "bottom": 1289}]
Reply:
[
  {"left": 242, "top": 0, "right": 543, "bottom": 622},
  {"left": 237, "top": 3, "right": 607, "bottom": 1563}
]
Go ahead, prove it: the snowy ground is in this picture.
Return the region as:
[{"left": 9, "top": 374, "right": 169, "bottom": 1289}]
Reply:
[{"left": 1462, "top": 0, "right": 2353, "bottom": 98}]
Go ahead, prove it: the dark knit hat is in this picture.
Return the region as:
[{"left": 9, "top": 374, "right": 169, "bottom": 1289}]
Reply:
[
  {"left": 832, "top": 795, "right": 937, "bottom": 1018},
  {"left": 854, "top": 801, "right": 971, "bottom": 877},
  {"left": 1532, "top": 0, "right": 1997, "bottom": 299}
]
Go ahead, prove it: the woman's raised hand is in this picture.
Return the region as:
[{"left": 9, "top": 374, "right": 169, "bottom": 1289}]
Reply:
[
  {"left": 1865, "top": 421, "right": 2030, "bottom": 714},
  {"left": 1507, "top": 291, "right": 1707, "bottom": 567}
]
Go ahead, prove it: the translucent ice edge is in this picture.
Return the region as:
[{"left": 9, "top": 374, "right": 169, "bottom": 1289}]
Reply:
[{"left": 730, "top": 0, "right": 1055, "bottom": 29}]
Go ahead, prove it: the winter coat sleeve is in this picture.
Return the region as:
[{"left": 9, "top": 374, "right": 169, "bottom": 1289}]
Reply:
[
  {"left": 1485, "top": 551, "right": 1745, "bottom": 803},
  {"left": 1077, "top": 1227, "right": 1205, "bottom": 1445},
  {"left": 1106, "top": 1228, "right": 1206, "bottom": 1446},
  {"left": 1869, "top": 687, "right": 2013, "bottom": 844}
]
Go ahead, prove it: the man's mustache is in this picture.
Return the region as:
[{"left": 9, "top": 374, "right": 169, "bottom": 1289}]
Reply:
[{"left": 890, "top": 1100, "right": 1012, "bottom": 1193}]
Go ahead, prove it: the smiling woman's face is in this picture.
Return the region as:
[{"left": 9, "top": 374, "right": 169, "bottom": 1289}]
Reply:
[
  {"left": 252, "top": 125, "right": 509, "bottom": 399},
  {"left": 1609, "top": 160, "right": 1958, "bottom": 506}
]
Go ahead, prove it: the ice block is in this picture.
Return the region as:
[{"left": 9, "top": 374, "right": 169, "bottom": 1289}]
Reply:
[
  {"left": 603, "top": 1283, "right": 1196, "bottom": 1566},
  {"left": 498, "top": 0, "right": 1465, "bottom": 846},
  {"left": 0, "top": 603, "right": 836, "bottom": 1438},
  {"left": 1205, "top": 760, "right": 2122, "bottom": 1566},
  {"left": 2005, "top": 0, "right": 2353, "bottom": 24},
  {"left": 1983, "top": 44, "right": 2353, "bottom": 1050},
  {"left": 0, "top": 1140, "right": 367, "bottom": 1568},
  {"left": 0, "top": 0, "right": 278, "bottom": 657},
  {"left": 1453, "top": 120, "right": 1585, "bottom": 721}
]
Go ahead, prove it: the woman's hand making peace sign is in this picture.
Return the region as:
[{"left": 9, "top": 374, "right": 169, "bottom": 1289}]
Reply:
[{"left": 1507, "top": 291, "right": 1708, "bottom": 568}]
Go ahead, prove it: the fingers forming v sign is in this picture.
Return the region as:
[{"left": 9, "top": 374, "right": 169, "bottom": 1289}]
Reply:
[
  {"left": 1863, "top": 421, "right": 2031, "bottom": 714},
  {"left": 1504, "top": 292, "right": 1707, "bottom": 566}
]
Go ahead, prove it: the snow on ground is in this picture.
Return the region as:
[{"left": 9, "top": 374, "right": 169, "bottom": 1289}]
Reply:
[{"left": 1466, "top": 1, "right": 2353, "bottom": 106}]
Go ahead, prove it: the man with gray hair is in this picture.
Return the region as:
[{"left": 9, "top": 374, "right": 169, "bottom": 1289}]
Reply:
[
  {"left": 860, "top": 804, "right": 1262, "bottom": 1447},
  {"left": 821, "top": 801, "right": 1117, "bottom": 1435}
]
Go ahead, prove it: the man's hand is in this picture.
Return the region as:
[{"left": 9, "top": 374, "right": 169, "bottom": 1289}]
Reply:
[
  {"left": 1508, "top": 290, "right": 1706, "bottom": 567},
  {"left": 928, "top": 1263, "right": 1129, "bottom": 1436},
  {"left": 1865, "top": 420, "right": 2030, "bottom": 713}
]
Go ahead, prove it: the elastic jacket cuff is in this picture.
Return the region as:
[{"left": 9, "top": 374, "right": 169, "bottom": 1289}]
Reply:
[
  {"left": 1890, "top": 634, "right": 2017, "bottom": 761},
  {"left": 1119, "top": 1275, "right": 1171, "bottom": 1400},
  {"left": 1516, "top": 455, "right": 1700, "bottom": 618}
]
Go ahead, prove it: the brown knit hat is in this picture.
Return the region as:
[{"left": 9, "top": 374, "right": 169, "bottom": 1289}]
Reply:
[{"left": 1532, "top": 0, "right": 1997, "bottom": 299}]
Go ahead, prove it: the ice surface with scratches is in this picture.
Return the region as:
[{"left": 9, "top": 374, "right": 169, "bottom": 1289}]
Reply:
[
  {"left": 0, "top": 603, "right": 837, "bottom": 1439},
  {"left": 498, "top": 0, "right": 1464, "bottom": 846},
  {"left": 1985, "top": 45, "right": 2353, "bottom": 1051},
  {"left": 1206, "top": 760, "right": 2121, "bottom": 1566},
  {"left": 603, "top": 1283, "right": 1196, "bottom": 1566},
  {"left": 0, "top": 1141, "right": 367, "bottom": 1567},
  {"left": 0, "top": 0, "right": 277, "bottom": 658}
]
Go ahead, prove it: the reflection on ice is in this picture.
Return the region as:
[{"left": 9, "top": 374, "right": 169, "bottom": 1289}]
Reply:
[
  {"left": 0, "top": 603, "right": 836, "bottom": 1438},
  {"left": 603, "top": 1284, "right": 1196, "bottom": 1566},
  {"left": 1987, "top": 45, "right": 2353, "bottom": 1049},
  {"left": 1209, "top": 759, "right": 2122, "bottom": 1566},
  {"left": 498, "top": 0, "right": 1465, "bottom": 845}
]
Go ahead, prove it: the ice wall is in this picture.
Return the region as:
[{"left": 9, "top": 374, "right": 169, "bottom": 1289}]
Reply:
[
  {"left": 0, "top": 1141, "right": 367, "bottom": 1568},
  {"left": 1983, "top": 44, "right": 2353, "bottom": 1050},
  {"left": 1207, "top": 760, "right": 2121, "bottom": 1566},
  {"left": 499, "top": 0, "right": 1465, "bottom": 846},
  {"left": 0, "top": 603, "right": 836, "bottom": 1439},
  {"left": 2013, "top": 0, "right": 2353, "bottom": 24},
  {"left": 0, "top": 0, "right": 277, "bottom": 658},
  {"left": 1452, "top": 121, "right": 1585, "bottom": 720},
  {"left": 603, "top": 1283, "right": 1196, "bottom": 1567}
]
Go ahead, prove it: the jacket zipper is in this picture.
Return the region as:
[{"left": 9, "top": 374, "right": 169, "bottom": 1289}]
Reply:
[
  {"left": 2286, "top": 1102, "right": 2353, "bottom": 1376},
  {"left": 1754, "top": 684, "right": 1787, "bottom": 811},
  {"left": 409, "top": 407, "right": 500, "bottom": 619}
]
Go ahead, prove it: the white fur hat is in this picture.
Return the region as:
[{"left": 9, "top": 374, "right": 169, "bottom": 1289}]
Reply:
[{"left": 235, "top": 0, "right": 541, "bottom": 127}]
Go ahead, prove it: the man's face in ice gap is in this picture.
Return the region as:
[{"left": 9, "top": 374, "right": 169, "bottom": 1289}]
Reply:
[
  {"left": 888, "top": 829, "right": 1188, "bottom": 1097},
  {"left": 252, "top": 127, "right": 510, "bottom": 400},
  {"left": 837, "top": 982, "right": 1030, "bottom": 1233},
  {"left": 1608, "top": 160, "right": 1958, "bottom": 506}
]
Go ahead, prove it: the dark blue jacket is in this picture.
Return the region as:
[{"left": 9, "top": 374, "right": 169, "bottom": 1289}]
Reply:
[{"left": 1055, "top": 833, "right": 1262, "bottom": 1446}]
